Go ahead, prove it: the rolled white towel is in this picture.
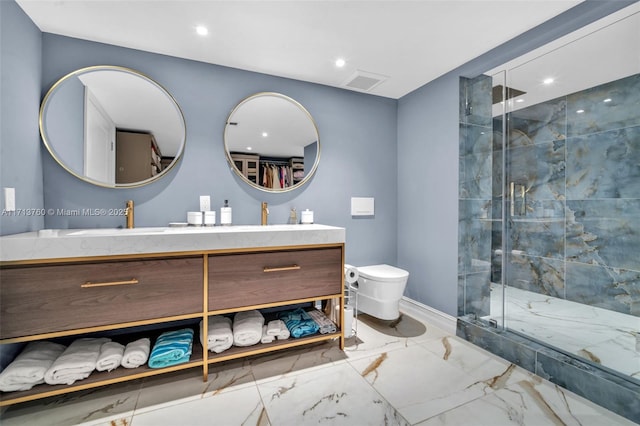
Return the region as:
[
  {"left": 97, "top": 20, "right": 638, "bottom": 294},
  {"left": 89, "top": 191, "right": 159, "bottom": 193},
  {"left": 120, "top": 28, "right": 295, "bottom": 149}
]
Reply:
[
  {"left": 261, "top": 325, "right": 274, "bottom": 344},
  {"left": 266, "top": 319, "right": 284, "bottom": 336},
  {"left": 121, "top": 338, "right": 151, "bottom": 368},
  {"left": 266, "top": 319, "right": 290, "bottom": 340},
  {"left": 233, "top": 310, "right": 264, "bottom": 347},
  {"left": 199, "top": 316, "right": 233, "bottom": 354},
  {"left": 0, "top": 341, "right": 66, "bottom": 392},
  {"left": 96, "top": 341, "right": 125, "bottom": 372},
  {"left": 277, "top": 326, "right": 290, "bottom": 341},
  {"left": 44, "top": 337, "right": 110, "bottom": 385}
]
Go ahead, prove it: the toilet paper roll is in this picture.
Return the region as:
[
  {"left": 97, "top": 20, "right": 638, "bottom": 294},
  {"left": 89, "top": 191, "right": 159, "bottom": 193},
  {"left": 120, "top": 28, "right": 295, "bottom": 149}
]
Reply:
[
  {"left": 344, "top": 264, "right": 359, "bottom": 284},
  {"left": 344, "top": 306, "right": 354, "bottom": 338}
]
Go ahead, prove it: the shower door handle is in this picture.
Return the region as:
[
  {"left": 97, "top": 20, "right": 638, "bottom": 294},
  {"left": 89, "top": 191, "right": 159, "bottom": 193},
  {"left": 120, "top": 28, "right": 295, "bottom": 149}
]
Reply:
[{"left": 510, "top": 182, "right": 526, "bottom": 217}]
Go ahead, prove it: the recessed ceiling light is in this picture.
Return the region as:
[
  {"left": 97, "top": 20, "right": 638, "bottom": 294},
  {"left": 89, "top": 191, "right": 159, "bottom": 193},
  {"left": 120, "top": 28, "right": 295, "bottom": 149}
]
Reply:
[
  {"left": 335, "top": 58, "right": 346, "bottom": 68},
  {"left": 246, "top": 146, "right": 253, "bottom": 151},
  {"left": 262, "top": 132, "right": 268, "bottom": 137},
  {"left": 516, "top": 99, "right": 525, "bottom": 103},
  {"left": 603, "top": 98, "right": 612, "bottom": 103},
  {"left": 576, "top": 109, "right": 585, "bottom": 114},
  {"left": 543, "top": 78, "right": 554, "bottom": 85},
  {"left": 196, "top": 25, "right": 208, "bottom": 36}
]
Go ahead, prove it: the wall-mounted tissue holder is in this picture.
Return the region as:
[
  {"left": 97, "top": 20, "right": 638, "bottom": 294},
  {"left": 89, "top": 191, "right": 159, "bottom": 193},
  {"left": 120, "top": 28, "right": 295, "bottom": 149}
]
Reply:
[{"left": 351, "top": 197, "right": 374, "bottom": 216}]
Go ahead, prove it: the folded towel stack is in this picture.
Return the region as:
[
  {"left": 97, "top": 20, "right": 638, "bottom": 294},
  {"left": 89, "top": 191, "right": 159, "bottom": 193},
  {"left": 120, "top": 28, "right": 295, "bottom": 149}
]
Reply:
[
  {"left": 0, "top": 341, "right": 66, "bottom": 391},
  {"left": 261, "top": 325, "right": 274, "bottom": 344},
  {"left": 121, "top": 338, "right": 151, "bottom": 369},
  {"left": 307, "top": 309, "right": 337, "bottom": 334},
  {"left": 96, "top": 341, "right": 125, "bottom": 372},
  {"left": 233, "top": 310, "right": 264, "bottom": 347},
  {"left": 266, "top": 319, "right": 290, "bottom": 340},
  {"left": 278, "top": 308, "right": 320, "bottom": 338},
  {"left": 44, "top": 337, "right": 110, "bottom": 385},
  {"left": 199, "top": 316, "right": 233, "bottom": 353},
  {"left": 148, "top": 329, "right": 194, "bottom": 369}
]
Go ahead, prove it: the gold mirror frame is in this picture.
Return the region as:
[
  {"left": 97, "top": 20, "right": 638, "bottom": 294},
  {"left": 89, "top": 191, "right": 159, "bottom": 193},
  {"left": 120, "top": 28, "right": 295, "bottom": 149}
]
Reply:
[
  {"left": 223, "top": 92, "right": 320, "bottom": 193},
  {"left": 39, "top": 65, "right": 186, "bottom": 188}
]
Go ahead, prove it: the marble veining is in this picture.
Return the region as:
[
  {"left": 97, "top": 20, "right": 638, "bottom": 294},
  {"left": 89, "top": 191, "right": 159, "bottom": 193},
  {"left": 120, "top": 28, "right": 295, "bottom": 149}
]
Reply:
[
  {"left": 1, "top": 309, "right": 634, "bottom": 425},
  {"left": 0, "top": 224, "right": 345, "bottom": 262},
  {"left": 459, "top": 72, "right": 639, "bottom": 387}
]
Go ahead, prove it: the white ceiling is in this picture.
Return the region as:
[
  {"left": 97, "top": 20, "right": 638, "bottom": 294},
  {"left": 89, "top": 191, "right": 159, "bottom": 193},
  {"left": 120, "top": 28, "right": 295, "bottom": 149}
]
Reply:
[
  {"left": 16, "top": 0, "right": 584, "bottom": 99},
  {"left": 486, "top": 3, "right": 640, "bottom": 117}
]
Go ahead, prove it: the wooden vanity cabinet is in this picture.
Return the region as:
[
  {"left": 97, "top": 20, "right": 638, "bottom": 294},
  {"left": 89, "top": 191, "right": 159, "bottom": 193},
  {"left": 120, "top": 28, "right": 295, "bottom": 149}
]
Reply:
[
  {"left": 0, "top": 257, "right": 203, "bottom": 339},
  {"left": 0, "top": 243, "right": 344, "bottom": 406},
  {"left": 208, "top": 247, "right": 342, "bottom": 310}
]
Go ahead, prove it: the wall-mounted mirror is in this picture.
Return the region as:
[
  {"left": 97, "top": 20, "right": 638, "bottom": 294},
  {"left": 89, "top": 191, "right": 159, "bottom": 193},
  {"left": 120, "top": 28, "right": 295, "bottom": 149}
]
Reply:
[
  {"left": 40, "top": 65, "right": 186, "bottom": 188},
  {"left": 224, "top": 92, "right": 320, "bottom": 192}
]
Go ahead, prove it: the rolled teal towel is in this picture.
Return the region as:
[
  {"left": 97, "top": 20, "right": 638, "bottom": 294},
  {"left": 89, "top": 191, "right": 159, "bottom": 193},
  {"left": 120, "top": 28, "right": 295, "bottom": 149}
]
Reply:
[
  {"left": 148, "top": 328, "right": 194, "bottom": 369},
  {"left": 278, "top": 308, "right": 320, "bottom": 338}
]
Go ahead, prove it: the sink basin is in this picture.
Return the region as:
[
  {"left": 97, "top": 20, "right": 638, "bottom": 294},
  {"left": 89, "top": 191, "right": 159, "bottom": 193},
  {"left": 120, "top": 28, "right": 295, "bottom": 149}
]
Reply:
[
  {"left": 63, "top": 223, "right": 326, "bottom": 237},
  {"left": 66, "top": 227, "right": 170, "bottom": 236},
  {"left": 1, "top": 223, "right": 345, "bottom": 263}
]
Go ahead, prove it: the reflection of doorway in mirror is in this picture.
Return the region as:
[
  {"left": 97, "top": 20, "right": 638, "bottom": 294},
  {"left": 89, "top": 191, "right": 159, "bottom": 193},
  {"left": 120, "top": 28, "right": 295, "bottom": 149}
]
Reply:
[{"left": 84, "top": 88, "right": 115, "bottom": 184}]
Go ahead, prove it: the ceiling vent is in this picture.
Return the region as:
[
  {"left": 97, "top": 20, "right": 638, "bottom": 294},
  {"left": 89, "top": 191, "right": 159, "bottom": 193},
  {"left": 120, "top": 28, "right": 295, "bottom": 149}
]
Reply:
[{"left": 343, "top": 70, "right": 388, "bottom": 92}]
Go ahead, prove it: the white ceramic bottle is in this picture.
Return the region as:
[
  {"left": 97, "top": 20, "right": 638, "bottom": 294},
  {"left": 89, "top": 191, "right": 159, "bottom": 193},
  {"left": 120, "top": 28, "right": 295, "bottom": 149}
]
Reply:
[{"left": 220, "top": 199, "right": 232, "bottom": 226}]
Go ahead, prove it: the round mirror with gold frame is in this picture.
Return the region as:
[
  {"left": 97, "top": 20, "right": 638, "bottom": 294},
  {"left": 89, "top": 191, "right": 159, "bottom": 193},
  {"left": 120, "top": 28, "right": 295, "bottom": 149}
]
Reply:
[
  {"left": 40, "top": 65, "right": 186, "bottom": 188},
  {"left": 224, "top": 92, "right": 320, "bottom": 192}
]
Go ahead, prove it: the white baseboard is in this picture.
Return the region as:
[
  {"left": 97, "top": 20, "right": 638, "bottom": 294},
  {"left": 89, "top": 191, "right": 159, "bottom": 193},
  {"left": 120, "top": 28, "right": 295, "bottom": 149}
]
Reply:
[{"left": 399, "top": 297, "right": 457, "bottom": 334}]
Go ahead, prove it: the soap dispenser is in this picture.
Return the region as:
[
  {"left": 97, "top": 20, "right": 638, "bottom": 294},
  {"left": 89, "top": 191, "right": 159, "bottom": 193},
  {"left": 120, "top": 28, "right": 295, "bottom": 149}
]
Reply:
[{"left": 220, "top": 200, "right": 232, "bottom": 226}]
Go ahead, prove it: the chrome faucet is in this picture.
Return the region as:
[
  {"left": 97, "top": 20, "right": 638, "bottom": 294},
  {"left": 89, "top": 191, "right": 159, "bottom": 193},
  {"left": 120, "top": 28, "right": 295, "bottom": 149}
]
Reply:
[
  {"left": 261, "top": 202, "right": 269, "bottom": 225},
  {"left": 125, "top": 200, "right": 134, "bottom": 229}
]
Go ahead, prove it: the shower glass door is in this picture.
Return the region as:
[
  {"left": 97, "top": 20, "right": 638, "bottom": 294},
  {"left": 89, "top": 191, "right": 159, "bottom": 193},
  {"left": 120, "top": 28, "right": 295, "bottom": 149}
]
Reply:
[{"left": 496, "top": 9, "right": 639, "bottom": 381}]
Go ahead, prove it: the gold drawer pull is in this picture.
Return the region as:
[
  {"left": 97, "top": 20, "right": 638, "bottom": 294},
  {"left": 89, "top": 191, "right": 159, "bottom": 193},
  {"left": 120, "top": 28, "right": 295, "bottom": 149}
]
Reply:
[
  {"left": 263, "top": 265, "right": 300, "bottom": 273},
  {"left": 81, "top": 278, "right": 139, "bottom": 288}
]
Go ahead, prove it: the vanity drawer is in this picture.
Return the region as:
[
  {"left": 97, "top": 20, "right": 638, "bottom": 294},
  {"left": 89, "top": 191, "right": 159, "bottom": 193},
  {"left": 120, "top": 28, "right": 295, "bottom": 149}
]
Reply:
[
  {"left": 208, "top": 247, "right": 342, "bottom": 310},
  {"left": 0, "top": 257, "right": 202, "bottom": 339}
]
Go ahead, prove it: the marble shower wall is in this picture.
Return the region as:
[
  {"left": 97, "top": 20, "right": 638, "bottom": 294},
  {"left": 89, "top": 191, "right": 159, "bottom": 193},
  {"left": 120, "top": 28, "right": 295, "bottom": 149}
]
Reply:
[
  {"left": 505, "top": 74, "right": 640, "bottom": 317},
  {"left": 458, "top": 74, "right": 640, "bottom": 319},
  {"left": 458, "top": 75, "right": 494, "bottom": 318}
]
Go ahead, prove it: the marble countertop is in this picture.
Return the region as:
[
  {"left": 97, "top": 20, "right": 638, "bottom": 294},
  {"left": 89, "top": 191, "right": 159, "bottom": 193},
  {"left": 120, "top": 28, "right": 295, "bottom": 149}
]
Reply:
[{"left": 0, "top": 224, "right": 346, "bottom": 262}]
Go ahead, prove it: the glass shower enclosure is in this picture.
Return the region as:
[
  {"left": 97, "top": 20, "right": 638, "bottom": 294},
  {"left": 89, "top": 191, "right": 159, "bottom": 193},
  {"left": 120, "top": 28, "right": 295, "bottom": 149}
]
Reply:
[{"left": 458, "top": 3, "right": 639, "bottom": 399}]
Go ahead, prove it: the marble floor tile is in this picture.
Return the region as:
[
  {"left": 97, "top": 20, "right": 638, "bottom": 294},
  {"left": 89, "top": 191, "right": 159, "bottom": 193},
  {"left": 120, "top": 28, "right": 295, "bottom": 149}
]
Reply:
[
  {"left": 256, "top": 362, "right": 408, "bottom": 425},
  {"left": 134, "top": 360, "right": 255, "bottom": 415},
  {"left": 249, "top": 340, "right": 347, "bottom": 383},
  {"left": 0, "top": 309, "right": 633, "bottom": 426},
  {"left": 485, "top": 283, "right": 640, "bottom": 377},
  {"left": 0, "top": 379, "right": 141, "bottom": 426},
  {"left": 416, "top": 375, "right": 638, "bottom": 426},
  {"left": 131, "top": 385, "right": 269, "bottom": 426},
  {"left": 349, "top": 343, "right": 519, "bottom": 424},
  {"left": 341, "top": 314, "right": 422, "bottom": 362}
]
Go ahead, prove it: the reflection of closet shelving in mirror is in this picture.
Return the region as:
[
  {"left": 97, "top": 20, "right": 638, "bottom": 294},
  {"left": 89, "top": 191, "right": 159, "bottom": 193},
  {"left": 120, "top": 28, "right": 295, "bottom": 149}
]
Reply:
[
  {"left": 289, "top": 157, "right": 304, "bottom": 185},
  {"left": 224, "top": 92, "right": 319, "bottom": 193},
  {"left": 259, "top": 157, "right": 303, "bottom": 190},
  {"left": 115, "top": 131, "right": 163, "bottom": 184},
  {"left": 230, "top": 153, "right": 260, "bottom": 184}
]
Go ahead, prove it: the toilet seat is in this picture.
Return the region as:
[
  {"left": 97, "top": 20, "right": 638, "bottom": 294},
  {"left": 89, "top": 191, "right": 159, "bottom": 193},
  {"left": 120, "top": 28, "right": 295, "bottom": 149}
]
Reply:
[{"left": 357, "top": 264, "right": 409, "bottom": 282}]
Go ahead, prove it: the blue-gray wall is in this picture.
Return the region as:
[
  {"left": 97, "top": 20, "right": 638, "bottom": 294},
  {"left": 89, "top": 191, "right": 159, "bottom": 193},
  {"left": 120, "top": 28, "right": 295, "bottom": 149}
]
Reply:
[
  {"left": 0, "top": 0, "right": 44, "bottom": 236},
  {"left": 1, "top": 0, "right": 634, "bottom": 321},
  {"left": 38, "top": 33, "right": 398, "bottom": 268},
  {"left": 395, "top": 0, "right": 636, "bottom": 316}
]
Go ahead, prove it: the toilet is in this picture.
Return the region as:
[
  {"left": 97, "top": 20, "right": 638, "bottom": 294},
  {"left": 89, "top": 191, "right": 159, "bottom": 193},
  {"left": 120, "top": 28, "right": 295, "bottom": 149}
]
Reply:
[{"left": 353, "top": 264, "right": 409, "bottom": 320}]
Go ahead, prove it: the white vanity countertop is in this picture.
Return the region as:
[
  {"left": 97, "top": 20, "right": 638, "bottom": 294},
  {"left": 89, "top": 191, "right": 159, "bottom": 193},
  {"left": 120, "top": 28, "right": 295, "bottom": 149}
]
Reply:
[{"left": 0, "top": 224, "right": 346, "bottom": 262}]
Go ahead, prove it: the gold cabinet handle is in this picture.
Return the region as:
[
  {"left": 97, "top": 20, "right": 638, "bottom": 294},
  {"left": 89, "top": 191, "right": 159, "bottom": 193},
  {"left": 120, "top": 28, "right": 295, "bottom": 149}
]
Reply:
[
  {"left": 263, "top": 265, "right": 300, "bottom": 273},
  {"left": 81, "top": 278, "right": 139, "bottom": 288}
]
